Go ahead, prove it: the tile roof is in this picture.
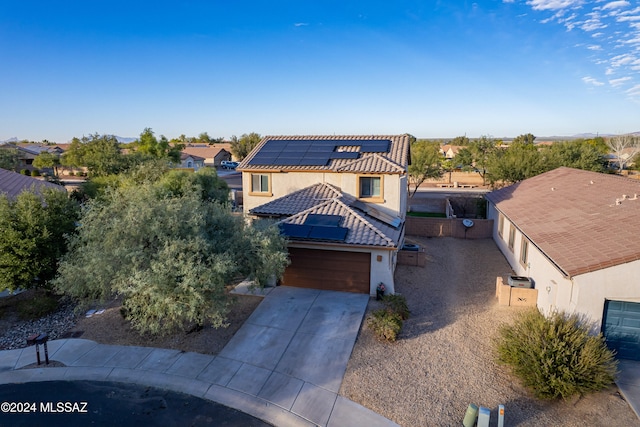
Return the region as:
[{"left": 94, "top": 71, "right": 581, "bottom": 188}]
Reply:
[
  {"left": 486, "top": 167, "right": 640, "bottom": 277},
  {"left": 0, "top": 168, "right": 66, "bottom": 199},
  {"left": 249, "top": 183, "right": 343, "bottom": 216},
  {"left": 251, "top": 183, "right": 402, "bottom": 248},
  {"left": 237, "top": 135, "right": 409, "bottom": 174},
  {"left": 181, "top": 144, "right": 231, "bottom": 160}
]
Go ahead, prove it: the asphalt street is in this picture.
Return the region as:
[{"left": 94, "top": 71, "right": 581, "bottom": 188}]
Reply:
[{"left": 0, "top": 380, "right": 272, "bottom": 427}]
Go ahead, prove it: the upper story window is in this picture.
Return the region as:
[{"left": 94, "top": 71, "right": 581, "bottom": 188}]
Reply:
[
  {"left": 250, "top": 173, "right": 271, "bottom": 195},
  {"left": 358, "top": 175, "right": 383, "bottom": 201}
]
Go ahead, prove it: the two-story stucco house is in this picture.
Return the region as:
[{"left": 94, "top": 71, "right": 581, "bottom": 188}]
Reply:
[
  {"left": 237, "top": 135, "right": 410, "bottom": 296},
  {"left": 486, "top": 167, "right": 640, "bottom": 360}
]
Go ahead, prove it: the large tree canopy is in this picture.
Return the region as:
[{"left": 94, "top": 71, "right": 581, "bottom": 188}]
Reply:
[
  {"left": 0, "top": 189, "right": 80, "bottom": 292},
  {"left": 133, "top": 128, "right": 184, "bottom": 163},
  {"left": 230, "top": 132, "right": 261, "bottom": 160},
  {"left": 54, "top": 180, "right": 287, "bottom": 335},
  {"left": 408, "top": 140, "right": 443, "bottom": 196},
  {"left": 62, "top": 134, "right": 127, "bottom": 177},
  {"left": 0, "top": 147, "right": 21, "bottom": 171}
]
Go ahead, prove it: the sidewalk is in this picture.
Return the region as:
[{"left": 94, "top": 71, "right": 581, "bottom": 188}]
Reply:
[{"left": 0, "top": 287, "right": 398, "bottom": 427}]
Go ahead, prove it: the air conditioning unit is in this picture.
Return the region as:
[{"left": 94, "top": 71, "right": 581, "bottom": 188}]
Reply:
[{"left": 508, "top": 275, "right": 532, "bottom": 288}]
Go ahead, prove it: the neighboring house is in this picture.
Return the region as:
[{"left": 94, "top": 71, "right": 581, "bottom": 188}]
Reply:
[
  {"left": 0, "top": 168, "right": 66, "bottom": 199},
  {"left": 440, "top": 144, "right": 463, "bottom": 159},
  {"left": 486, "top": 167, "right": 640, "bottom": 360},
  {"left": 178, "top": 153, "right": 205, "bottom": 171},
  {"left": 181, "top": 144, "right": 232, "bottom": 167},
  {"left": 238, "top": 135, "right": 411, "bottom": 296}
]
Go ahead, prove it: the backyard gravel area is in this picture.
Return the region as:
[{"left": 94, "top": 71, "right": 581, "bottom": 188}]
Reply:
[{"left": 340, "top": 237, "right": 638, "bottom": 427}]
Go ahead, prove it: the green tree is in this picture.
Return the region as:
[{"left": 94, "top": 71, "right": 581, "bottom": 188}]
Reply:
[
  {"left": 0, "top": 147, "right": 20, "bottom": 171},
  {"left": 408, "top": 140, "right": 443, "bottom": 196},
  {"left": 460, "top": 136, "right": 497, "bottom": 185},
  {"left": 486, "top": 141, "right": 545, "bottom": 186},
  {"left": 0, "top": 189, "right": 79, "bottom": 291},
  {"left": 61, "top": 134, "right": 127, "bottom": 177},
  {"left": 512, "top": 133, "right": 536, "bottom": 145},
  {"left": 451, "top": 135, "right": 470, "bottom": 146},
  {"left": 134, "top": 128, "right": 184, "bottom": 163},
  {"left": 544, "top": 140, "right": 607, "bottom": 172},
  {"left": 230, "top": 132, "right": 261, "bottom": 160},
  {"left": 54, "top": 180, "right": 288, "bottom": 335},
  {"left": 33, "top": 151, "right": 61, "bottom": 178}
]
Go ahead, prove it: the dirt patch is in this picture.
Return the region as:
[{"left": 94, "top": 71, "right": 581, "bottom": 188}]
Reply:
[
  {"left": 66, "top": 294, "right": 263, "bottom": 355},
  {"left": 340, "top": 237, "right": 638, "bottom": 427}
]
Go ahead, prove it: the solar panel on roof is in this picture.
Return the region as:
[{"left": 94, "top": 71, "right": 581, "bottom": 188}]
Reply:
[
  {"left": 308, "top": 226, "right": 349, "bottom": 241},
  {"left": 304, "top": 214, "right": 342, "bottom": 227},
  {"left": 361, "top": 141, "right": 390, "bottom": 152},
  {"left": 329, "top": 152, "right": 360, "bottom": 160},
  {"left": 277, "top": 158, "right": 301, "bottom": 166},
  {"left": 302, "top": 158, "right": 330, "bottom": 166},
  {"left": 280, "top": 223, "right": 311, "bottom": 238}
]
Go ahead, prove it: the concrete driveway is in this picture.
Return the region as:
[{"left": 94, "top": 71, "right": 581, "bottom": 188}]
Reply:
[
  {"left": 220, "top": 286, "right": 369, "bottom": 421},
  {"left": 617, "top": 359, "right": 640, "bottom": 419}
]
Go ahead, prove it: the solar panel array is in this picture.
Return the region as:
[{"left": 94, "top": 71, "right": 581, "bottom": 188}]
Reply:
[
  {"left": 249, "top": 139, "right": 391, "bottom": 167},
  {"left": 279, "top": 214, "right": 349, "bottom": 242}
]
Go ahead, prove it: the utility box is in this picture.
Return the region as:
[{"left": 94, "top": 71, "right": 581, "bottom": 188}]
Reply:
[
  {"left": 508, "top": 275, "right": 532, "bottom": 288},
  {"left": 477, "top": 406, "right": 491, "bottom": 427},
  {"left": 398, "top": 245, "right": 426, "bottom": 267}
]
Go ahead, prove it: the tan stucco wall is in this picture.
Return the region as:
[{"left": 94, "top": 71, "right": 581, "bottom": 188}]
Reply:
[{"left": 242, "top": 171, "right": 405, "bottom": 217}]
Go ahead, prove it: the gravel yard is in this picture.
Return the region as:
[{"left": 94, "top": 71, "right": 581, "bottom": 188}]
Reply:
[{"left": 340, "top": 237, "right": 638, "bottom": 427}]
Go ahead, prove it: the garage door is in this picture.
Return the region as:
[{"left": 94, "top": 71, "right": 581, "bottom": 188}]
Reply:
[
  {"left": 282, "top": 248, "right": 371, "bottom": 293},
  {"left": 603, "top": 300, "right": 640, "bottom": 361}
]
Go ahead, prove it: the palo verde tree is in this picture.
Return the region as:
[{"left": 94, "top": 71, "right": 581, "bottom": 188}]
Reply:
[
  {"left": 408, "top": 140, "right": 443, "bottom": 197},
  {"left": 33, "top": 151, "right": 61, "bottom": 178},
  {"left": 230, "top": 132, "right": 261, "bottom": 160},
  {"left": 0, "top": 189, "right": 80, "bottom": 292},
  {"left": 54, "top": 174, "right": 288, "bottom": 335}
]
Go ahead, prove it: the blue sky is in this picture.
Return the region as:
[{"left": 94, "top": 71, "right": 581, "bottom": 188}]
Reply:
[{"left": 1, "top": 1, "right": 639, "bottom": 142}]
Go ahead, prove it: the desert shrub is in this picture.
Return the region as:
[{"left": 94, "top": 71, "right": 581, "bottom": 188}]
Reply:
[
  {"left": 368, "top": 309, "right": 403, "bottom": 342},
  {"left": 31, "top": 169, "right": 41, "bottom": 177},
  {"left": 20, "top": 169, "right": 29, "bottom": 175},
  {"left": 496, "top": 309, "right": 618, "bottom": 400},
  {"left": 382, "top": 294, "right": 410, "bottom": 320}
]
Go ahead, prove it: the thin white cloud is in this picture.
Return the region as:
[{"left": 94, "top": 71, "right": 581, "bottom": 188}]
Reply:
[
  {"left": 609, "top": 76, "right": 632, "bottom": 86},
  {"left": 626, "top": 84, "right": 640, "bottom": 96},
  {"left": 293, "top": 23, "right": 309, "bottom": 27},
  {"left": 503, "top": 0, "right": 515, "bottom": 3},
  {"left": 521, "top": 0, "right": 640, "bottom": 99},
  {"left": 602, "top": 1, "right": 630, "bottom": 10},
  {"left": 527, "top": 0, "right": 584, "bottom": 11},
  {"left": 582, "top": 76, "right": 605, "bottom": 85}
]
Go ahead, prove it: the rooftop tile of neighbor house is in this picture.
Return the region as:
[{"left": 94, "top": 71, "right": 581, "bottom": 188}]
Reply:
[
  {"left": 0, "top": 168, "right": 66, "bottom": 199},
  {"left": 237, "top": 135, "right": 410, "bottom": 173},
  {"left": 181, "top": 144, "right": 231, "bottom": 159},
  {"left": 486, "top": 167, "right": 640, "bottom": 278},
  {"left": 251, "top": 182, "right": 402, "bottom": 248}
]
